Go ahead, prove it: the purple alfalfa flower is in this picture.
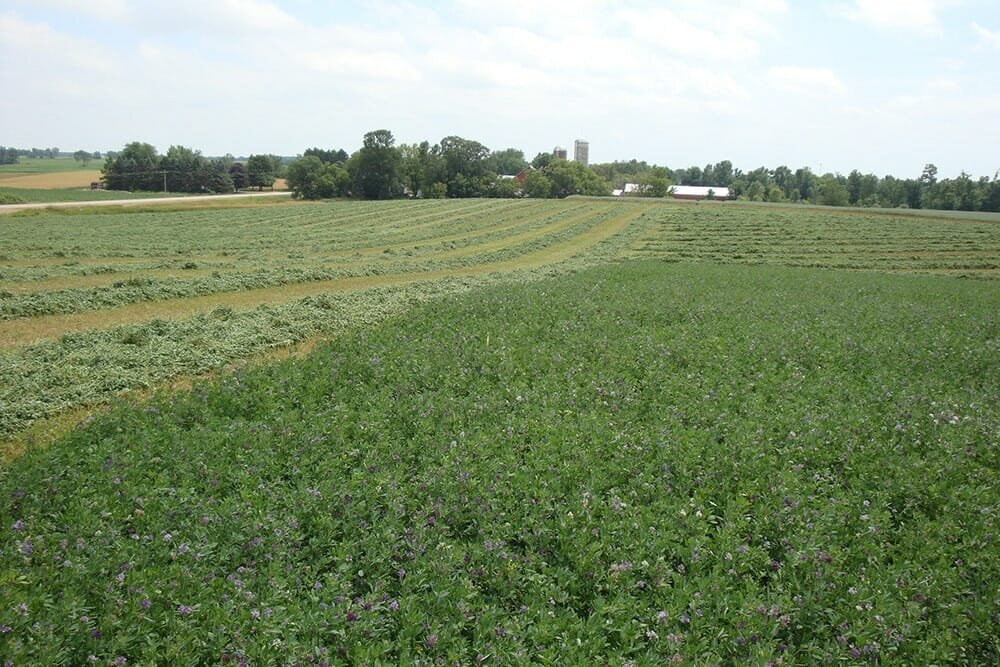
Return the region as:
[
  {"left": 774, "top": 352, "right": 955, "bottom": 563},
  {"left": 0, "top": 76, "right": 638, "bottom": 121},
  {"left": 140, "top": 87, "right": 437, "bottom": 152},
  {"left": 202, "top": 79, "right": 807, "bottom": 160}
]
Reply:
[
  {"left": 345, "top": 610, "right": 359, "bottom": 623},
  {"left": 11, "top": 519, "right": 24, "bottom": 532},
  {"left": 139, "top": 598, "right": 151, "bottom": 610},
  {"left": 849, "top": 645, "right": 862, "bottom": 659},
  {"left": 19, "top": 540, "right": 33, "bottom": 555},
  {"left": 111, "top": 657, "right": 128, "bottom": 666},
  {"left": 388, "top": 599, "right": 399, "bottom": 611},
  {"left": 91, "top": 628, "right": 103, "bottom": 639},
  {"left": 177, "top": 604, "right": 194, "bottom": 616},
  {"left": 424, "top": 633, "right": 439, "bottom": 650}
]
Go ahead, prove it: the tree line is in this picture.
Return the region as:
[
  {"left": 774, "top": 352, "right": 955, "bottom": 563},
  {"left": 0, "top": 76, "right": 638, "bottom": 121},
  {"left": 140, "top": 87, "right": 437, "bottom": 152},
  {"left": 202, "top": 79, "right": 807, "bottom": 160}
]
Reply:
[
  {"left": 0, "top": 146, "right": 66, "bottom": 164},
  {"left": 593, "top": 159, "right": 1000, "bottom": 212},
  {"left": 100, "top": 142, "right": 283, "bottom": 194},
  {"left": 86, "top": 135, "right": 1000, "bottom": 212},
  {"left": 285, "top": 130, "right": 610, "bottom": 201}
]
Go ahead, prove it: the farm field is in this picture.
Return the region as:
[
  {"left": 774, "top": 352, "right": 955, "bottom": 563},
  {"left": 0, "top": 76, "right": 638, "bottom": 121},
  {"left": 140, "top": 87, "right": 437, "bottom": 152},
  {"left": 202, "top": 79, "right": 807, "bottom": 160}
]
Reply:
[
  {"left": 1, "top": 198, "right": 998, "bottom": 452},
  {"left": 0, "top": 157, "right": 288, "bottom": 204},
  {"left": 0, "top": 197, "right": 998, "bottom": 663},
  {"left": 1, "top": 257, "right": 998, "bottom": 664},
  {"left": 0, "top": 157, "right": 102, "bottom": 191}
]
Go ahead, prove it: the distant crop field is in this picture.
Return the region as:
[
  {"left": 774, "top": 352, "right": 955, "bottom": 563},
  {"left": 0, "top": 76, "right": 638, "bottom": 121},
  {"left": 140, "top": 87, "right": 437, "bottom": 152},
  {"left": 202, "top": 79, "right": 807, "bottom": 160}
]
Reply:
[
  {"left": 1, "top": 198, "right": 997, "bottom": 453},
  {"left": 0, "top": 170, "right": 102, "bottom": 189},
  {"left": 0, "top": 157, "right": 98, "bottom": 175},
  {"left": 0, "top": 157, "right": 102, "bottom": 192}
]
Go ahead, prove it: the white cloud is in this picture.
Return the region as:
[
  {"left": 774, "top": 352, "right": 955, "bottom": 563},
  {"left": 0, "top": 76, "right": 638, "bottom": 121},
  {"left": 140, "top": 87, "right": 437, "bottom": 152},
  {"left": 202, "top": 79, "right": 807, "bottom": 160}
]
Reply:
[
  {"left": 297, "top": 49, "right": 421, "bottom": 83},
  {"left": 7, "top": 0, "right": 131, "bottom": 22},
  {"left": 841, "top": 0, "right": 954, "bottom": 34},
  {"left": 768, "top": 66, "right": 847, "bottom": 96},
  {"left": 973, "top": 22, "right": 1000, "bottom": 49},
  {"left": 0, "top": 14, "right": 113, "bottom": 73}
]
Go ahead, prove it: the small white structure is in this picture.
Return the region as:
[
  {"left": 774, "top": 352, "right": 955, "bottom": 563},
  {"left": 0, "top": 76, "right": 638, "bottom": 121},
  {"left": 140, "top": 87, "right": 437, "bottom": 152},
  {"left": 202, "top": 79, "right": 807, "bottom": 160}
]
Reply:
[{"left": 669, "top": 185, "right": 732, "bottom": 200}]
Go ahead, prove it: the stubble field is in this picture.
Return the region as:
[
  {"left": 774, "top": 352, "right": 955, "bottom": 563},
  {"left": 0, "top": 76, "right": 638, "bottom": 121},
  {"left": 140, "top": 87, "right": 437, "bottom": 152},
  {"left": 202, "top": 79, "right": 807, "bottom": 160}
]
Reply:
[{"left": 0, "top": 197, "right": 998, "bottom": 664}]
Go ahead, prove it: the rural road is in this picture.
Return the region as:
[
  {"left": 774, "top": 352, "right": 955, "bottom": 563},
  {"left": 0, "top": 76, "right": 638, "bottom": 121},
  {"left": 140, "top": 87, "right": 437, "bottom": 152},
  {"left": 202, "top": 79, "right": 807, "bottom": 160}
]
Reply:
[{"left": 0, "top": 190, "right": 292, "bottom": 213}]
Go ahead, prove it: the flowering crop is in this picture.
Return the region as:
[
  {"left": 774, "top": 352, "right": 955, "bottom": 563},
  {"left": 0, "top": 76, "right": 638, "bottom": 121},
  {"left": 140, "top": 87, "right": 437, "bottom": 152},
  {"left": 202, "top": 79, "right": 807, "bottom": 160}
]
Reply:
[{"left": 1, "top": 260, "right": 996, "bottom": 663}]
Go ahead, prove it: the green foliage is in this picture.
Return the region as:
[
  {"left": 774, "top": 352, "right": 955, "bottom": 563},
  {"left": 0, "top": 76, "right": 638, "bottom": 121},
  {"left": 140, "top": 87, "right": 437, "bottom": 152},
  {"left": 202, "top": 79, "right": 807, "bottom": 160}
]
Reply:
[
  {"left": 0, "top": 146, "right": 20, "bottom": 165},
  {"left": 98, "top": 143, "right": 235, "bottom": 194},
  {"left": 817, "top": 174, "right": 850, "bottom": 206},
  {"left": 246, "top": 154, "right": 278, "bottom": 190},
  {"left": 488, "top": 148, "right": 528, "bottom": 176},
  {"left": 543, "top": 160, "right": 611, "bottom": 197},
  {"left": 1, "top": 262, "right": 997, "bottom": 663},
  {"left": 286, "top": 156, "right": 350, "bottom": 199},
  {"left": 522, "top": 170, "right": 552, "bottom": 199},
  {"left": 438, "top": 135, "right": 493, "bottom": 197},
  {"left": 490, "top": 177, "right": 523, "bottom": 198},
  {"left": 303, "top": 147, "right": 349, "bottom": 165},
  {"left": 636, "top": 167, "right": 672, "bottom": 197},
  {"left": 102, "top": 142, "right": 161, "bottom": 191},
  {"left": 350, "top": 130, "right": 403, "bottom": 200}
]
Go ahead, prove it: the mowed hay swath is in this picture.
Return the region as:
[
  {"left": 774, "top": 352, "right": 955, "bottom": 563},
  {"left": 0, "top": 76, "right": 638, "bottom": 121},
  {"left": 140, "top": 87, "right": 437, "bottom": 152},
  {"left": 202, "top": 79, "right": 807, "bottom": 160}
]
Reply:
[{"left": 1, "top": 197, "right": 998, "bottom": 448}]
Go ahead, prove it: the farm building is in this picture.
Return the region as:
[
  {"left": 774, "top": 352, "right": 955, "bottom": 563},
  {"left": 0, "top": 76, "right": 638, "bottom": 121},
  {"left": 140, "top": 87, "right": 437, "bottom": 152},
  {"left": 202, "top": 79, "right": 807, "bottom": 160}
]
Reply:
[
  {"left": 614, "top": 183, "right": 733, "bottom": 199},
  {"left": 670, "top": 185, "right": 732, "bottom": 200}
]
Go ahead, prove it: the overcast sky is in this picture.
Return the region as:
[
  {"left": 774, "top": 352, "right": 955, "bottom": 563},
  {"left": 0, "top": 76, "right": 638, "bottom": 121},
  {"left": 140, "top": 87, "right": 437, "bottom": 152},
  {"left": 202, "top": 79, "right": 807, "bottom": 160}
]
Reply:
[{"left": 2, "top": 0, "right": 999, "bottom": 178}]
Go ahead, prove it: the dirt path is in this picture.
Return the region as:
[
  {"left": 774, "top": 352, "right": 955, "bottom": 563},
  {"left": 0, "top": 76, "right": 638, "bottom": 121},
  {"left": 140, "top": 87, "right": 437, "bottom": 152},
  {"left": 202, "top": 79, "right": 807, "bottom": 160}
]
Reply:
[{"left": 0, "top": 191, "right": 291, "bottom": 212}]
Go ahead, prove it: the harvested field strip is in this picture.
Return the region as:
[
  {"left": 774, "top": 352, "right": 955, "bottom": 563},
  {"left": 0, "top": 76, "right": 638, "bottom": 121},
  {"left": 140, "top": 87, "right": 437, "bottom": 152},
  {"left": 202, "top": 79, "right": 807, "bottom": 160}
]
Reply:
[
  {"left": 627, "top": 205, "right": 1000, "bottom": 278},
  {"left": 0, "top": 207, "right": 651, "bottom": 439},
  {"left": 0, "top": 205, "right": 650, "bottom": 348},
  {"left": 0, "top": 205, "right": 615, "bottom": 318},
  {"left": 0, "top": 200, "right": 553, "bottom": 260},
  {"left": 311, "top": 202, "right": 592, "bottom": 256}
]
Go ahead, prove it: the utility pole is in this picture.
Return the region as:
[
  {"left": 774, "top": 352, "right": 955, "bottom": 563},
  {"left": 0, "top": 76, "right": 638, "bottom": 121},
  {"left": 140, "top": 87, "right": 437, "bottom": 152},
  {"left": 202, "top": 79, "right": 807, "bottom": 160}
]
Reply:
[{"left": 162, "top": 170, "right": 167, "bottom": 193}]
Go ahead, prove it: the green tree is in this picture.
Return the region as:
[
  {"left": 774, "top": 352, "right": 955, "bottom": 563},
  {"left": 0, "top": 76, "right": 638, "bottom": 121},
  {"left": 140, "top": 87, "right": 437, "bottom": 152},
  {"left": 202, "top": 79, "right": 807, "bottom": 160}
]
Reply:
[
  {"left": 490, "top": 176, "right": 523, "bottom": 198},
  {"left": 246, "top": 154, "right": 277, "bottom": 190},
  {"left": 847, "top": 169, "right": 863, "bottom": 205},
  {"left": 204, "top": 160, "right": 235, "bottom": 193},
  {"left": 229, "top": 163, "right": 249, "bottom": 190},
  {"left": 102, "top": 141, "right": 160, "bottom": 191},
  {"left": 636, "top": 166, "right": 671, "bottom": 197},
  {"left": 438, "top": 135, "right": 492, "bottom": 197},
  {"left": 73, "top": 150, "right": 92, "bottom": 166},
  {"left": 544, "top": 160, "right": 610, "bottom": 197},
  {"left": 817, "top": 174, "right": 849, "bottom": 206},
  {"left": 488, "top": 148, "right": 528, "bottom": 176},
  {"left": 303, "top": 147, "right": 348, "bottom": 165},
  {"left": 427, "top": 182, "right": 448, "bottom": 199},
  {"left": 161, "top": 145, "right": 210, "bottom": 193},
  {"left": 350, "top": 129, "right": 403, "bottom": 200},
  {"left": 523, "top": 170, "right": 552, "bottom": 198},
  {"left": 531, "top": 152, "right": 554, "bottom": 169},
  {"left": 286, "top": 155, "right": 350, "bottom": 199}
]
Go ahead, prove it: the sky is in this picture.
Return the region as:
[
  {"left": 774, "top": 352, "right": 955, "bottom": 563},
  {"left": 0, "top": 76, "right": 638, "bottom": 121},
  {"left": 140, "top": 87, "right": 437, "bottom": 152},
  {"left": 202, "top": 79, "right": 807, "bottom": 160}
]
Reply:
[{"left": 2, "top": 0, "right": 999, "bottom": 178}]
